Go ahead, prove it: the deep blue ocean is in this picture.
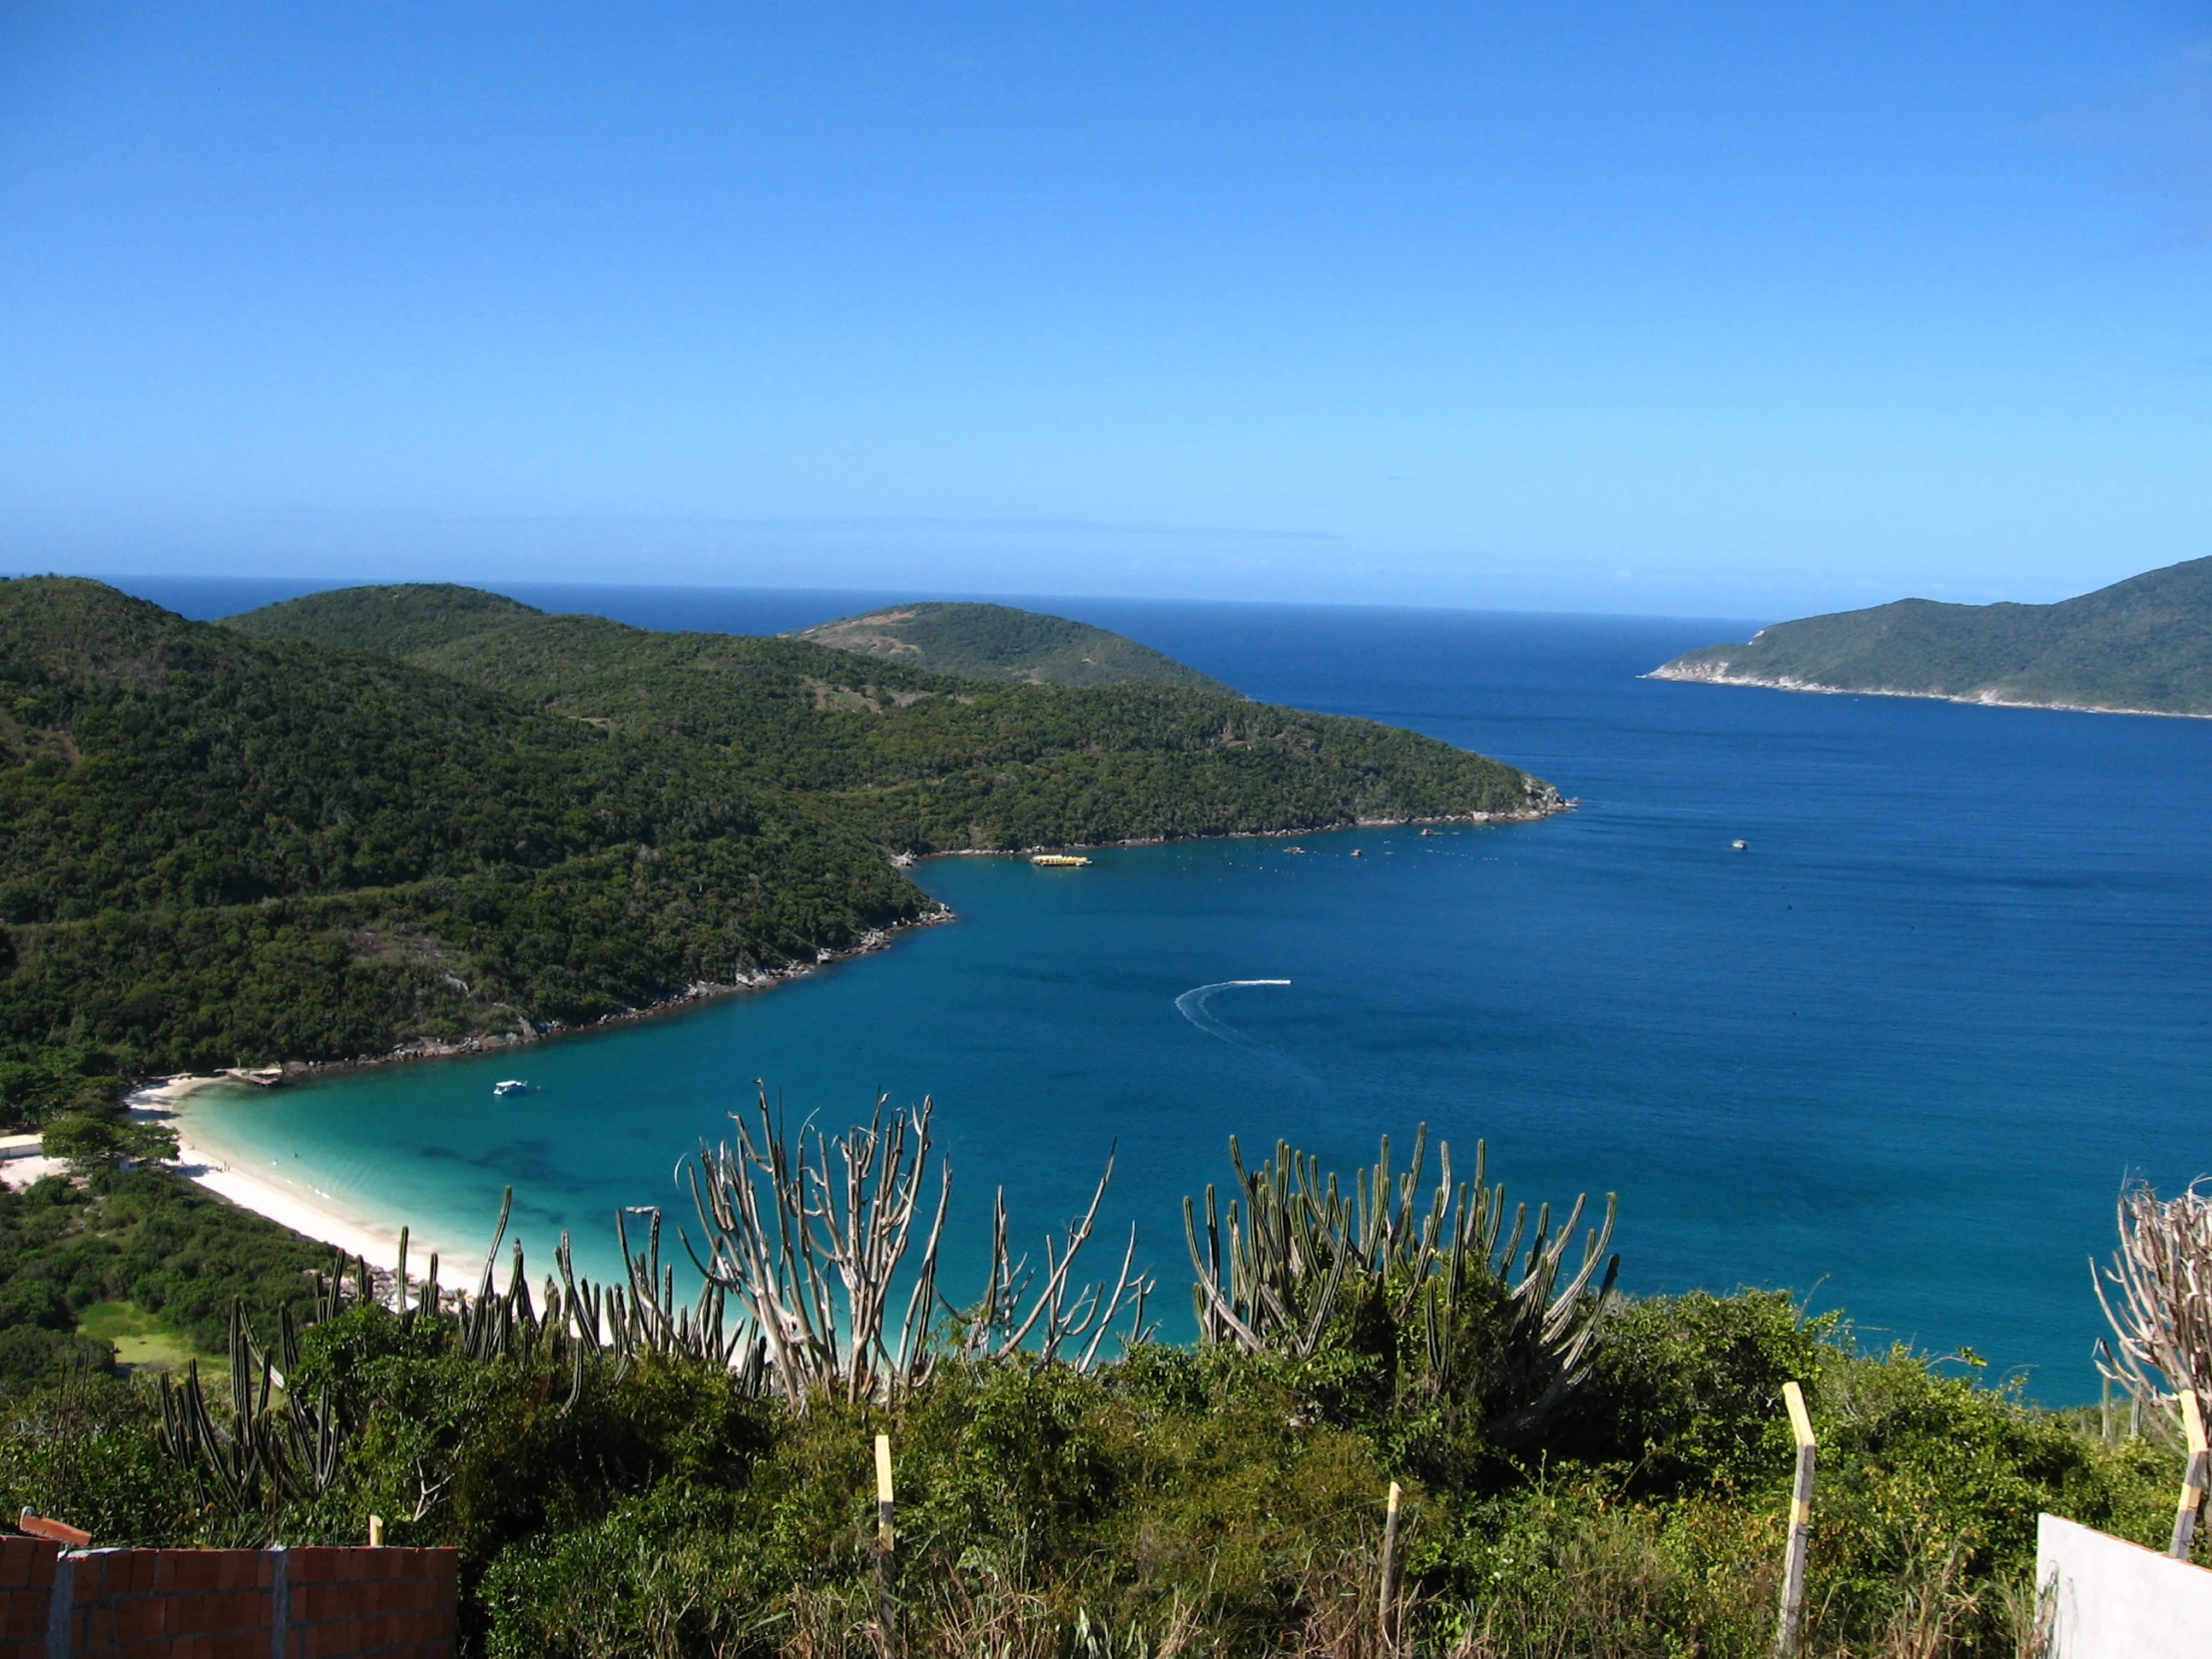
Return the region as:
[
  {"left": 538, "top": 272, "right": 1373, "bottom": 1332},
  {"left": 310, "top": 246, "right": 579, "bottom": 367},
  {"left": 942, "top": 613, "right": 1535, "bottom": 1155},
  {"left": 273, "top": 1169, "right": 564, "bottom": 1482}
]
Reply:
[{"left": 117, "top": 577, "right": 2212, "bottom": 1402}]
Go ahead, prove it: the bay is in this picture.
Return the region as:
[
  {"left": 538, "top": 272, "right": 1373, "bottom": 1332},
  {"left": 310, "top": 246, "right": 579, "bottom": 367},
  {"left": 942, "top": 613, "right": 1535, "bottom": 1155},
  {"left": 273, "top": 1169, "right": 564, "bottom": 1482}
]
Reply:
[{"left": 165, "top": 591, "right": 2212, "bottom": 1401}]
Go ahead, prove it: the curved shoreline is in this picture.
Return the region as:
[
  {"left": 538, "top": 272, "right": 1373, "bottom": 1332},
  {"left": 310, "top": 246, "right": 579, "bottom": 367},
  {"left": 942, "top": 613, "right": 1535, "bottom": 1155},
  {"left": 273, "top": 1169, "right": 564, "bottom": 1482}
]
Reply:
[
  {"left": 128, "top": 1076, "right": 454, "bottom": 1278},
  {"left": 1647, "top": 664, "right": 2212, "bottom": 721},
  {"left": 202, "top": 805, "right": 1572, "bottom": 1089},
  {"left": 259, "top": 904, "right": 957, "bottom": 1085},
  {"left": 121, "top": 810, "right": 1571, "bottom": 1259}
]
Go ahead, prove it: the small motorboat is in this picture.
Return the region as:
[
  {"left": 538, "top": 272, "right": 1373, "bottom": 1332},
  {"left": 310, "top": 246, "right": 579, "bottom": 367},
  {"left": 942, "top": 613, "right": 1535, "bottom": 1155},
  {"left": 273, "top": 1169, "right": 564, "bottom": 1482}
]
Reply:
[
  {"left": 1731, "top": 839, "right": 1748, "bottom": 851},
  {"left": 492, "top": 1079, "right": 529, "bottom": 1097}
]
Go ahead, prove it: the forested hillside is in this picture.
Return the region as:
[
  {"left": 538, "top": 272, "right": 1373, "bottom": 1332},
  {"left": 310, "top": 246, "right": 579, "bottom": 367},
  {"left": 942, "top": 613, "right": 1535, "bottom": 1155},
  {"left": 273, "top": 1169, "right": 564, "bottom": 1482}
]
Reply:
[
  {"left": 0, "top": 579, "right": 917, "bottom": 1118},
  {"left": 0, "top": 1167, "right": 332, "bottom": 1393},
  {"left": 230, "top": 584, "right": 1557, "bottom": 847},
  {"left": 1655, "top": 553, "right": 2212, "bottom": 714},
  {"left": 209, "top": 580, "right": 540, "bottom": 658},
  {"left": 789, "top": 599, "right": 1235, "bottom": 691},
  {"left": 0, "top": 579, "right": 1557, "bottom": 1119}
]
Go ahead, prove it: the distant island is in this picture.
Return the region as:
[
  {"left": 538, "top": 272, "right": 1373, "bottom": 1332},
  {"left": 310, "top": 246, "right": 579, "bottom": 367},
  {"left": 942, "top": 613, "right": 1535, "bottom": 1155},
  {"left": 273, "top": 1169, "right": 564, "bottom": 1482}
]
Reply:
[
  {"left": 1653, "top": 554, "right": 2212, "bottom": 717},
  {"left": 0, "top": 579, "right": 1561, "bottom": 1119},
  {"left": 789, "top": 599, "right": 1236, "bottom": 693}
]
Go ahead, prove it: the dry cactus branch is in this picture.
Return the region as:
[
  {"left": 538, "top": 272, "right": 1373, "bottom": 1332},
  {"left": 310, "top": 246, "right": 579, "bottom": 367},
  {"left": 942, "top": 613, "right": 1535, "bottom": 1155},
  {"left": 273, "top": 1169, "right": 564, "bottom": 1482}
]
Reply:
[
  {"left": 683, "top": 1086, "right": 1139, "bottom": 1403},
  {"left": 2093, "top": 1177, "right": 2212, "bottom": 1437},
  {"left": 681, "top": 1087, "right": 943, "bottom": 1402},
  {"left": 957, "top": 1145, "right": 1157, "bottom": 1369}
]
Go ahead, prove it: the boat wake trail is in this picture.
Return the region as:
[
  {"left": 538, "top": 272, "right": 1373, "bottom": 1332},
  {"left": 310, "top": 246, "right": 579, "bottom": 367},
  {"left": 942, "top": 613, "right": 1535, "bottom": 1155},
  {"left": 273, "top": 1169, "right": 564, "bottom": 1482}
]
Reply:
[{"left": 1174, "top": 980, "right": 1318, "bottom": 1088}]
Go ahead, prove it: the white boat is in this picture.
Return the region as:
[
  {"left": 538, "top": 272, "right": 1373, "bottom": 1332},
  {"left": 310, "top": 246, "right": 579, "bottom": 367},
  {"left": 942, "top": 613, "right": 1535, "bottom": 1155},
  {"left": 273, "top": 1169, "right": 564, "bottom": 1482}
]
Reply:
[
  {"left": 493, "top": 1079, "right": 529, "bottom": 1096},
  {"left": 1732, "top": 839, "right": 1748, "bottom": 850}
]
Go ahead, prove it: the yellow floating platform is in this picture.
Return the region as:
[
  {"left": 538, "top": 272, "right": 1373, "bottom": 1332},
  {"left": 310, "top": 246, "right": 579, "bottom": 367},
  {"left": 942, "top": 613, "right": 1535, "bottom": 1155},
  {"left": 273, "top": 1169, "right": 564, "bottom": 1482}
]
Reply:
[{"left": 1029, "top": 853, "right": 1092, "bottom": 866}]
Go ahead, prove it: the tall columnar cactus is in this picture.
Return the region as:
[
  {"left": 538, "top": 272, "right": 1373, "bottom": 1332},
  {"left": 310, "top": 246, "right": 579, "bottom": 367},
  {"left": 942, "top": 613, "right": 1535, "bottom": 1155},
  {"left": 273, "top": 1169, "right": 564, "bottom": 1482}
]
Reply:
[
  {"left": 567, "top": 1205, "right": 771, "bottom": 1390},
  {"left": 679, "top": 1090, "right": 947, "bottom": 1403},
  {"left": 157, "top": 1299, "right": 345, "bottom": 1528},
  {"left": 437, "top": 1186, "right": 772, "bottom": 1399},
  {"left": 1183, "top": 1128, "right": 1618, "bottom": 1436}
]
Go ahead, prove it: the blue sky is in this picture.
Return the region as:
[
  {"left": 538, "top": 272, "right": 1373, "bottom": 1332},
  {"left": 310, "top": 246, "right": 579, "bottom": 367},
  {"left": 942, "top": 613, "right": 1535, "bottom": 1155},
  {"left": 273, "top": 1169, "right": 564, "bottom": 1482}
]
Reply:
[{"left": 2, "top": 3, "right": 2207, "bottom": 617}]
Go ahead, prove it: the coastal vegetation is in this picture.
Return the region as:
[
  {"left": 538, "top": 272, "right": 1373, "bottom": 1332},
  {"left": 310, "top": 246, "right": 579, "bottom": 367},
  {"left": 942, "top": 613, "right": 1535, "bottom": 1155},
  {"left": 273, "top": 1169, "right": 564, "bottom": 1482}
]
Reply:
[
  {"left": 0, "top": 578, "right": 1554, "bottom": 1125},
  {"left": 0, "top": 1165, "right": 329, "bottom": 1395},
  {"left": 787, "top": 601, "right": 1237, "bottom": 692},
  {"left": 1654, "top": 552, "right": 2212, "bottom": 715},
  {"left": 1, "top": 1112, "right": 2204, "bottom": 1657}
]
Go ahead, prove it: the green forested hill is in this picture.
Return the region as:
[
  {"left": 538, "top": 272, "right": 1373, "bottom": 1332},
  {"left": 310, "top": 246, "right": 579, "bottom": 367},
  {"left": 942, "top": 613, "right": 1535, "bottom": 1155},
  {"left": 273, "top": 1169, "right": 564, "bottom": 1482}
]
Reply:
[
  {"left": 0, "top": 579, "right": 918, "bottom": 1114},
  {"left": 229, "top": 584, "right": 1555, "bottom": 846},
  {"left": 0, "top": 579, "right": 1556, "bottom": 1117},
  {"left": 212, "top": 581, "right": 542, "bottom": 658},
  {"left": 1654, "top": 555, "right": 2212, "bottom": 714},
  {"left": 788, "top": 600, "right": 1235, "bottom": 692}
]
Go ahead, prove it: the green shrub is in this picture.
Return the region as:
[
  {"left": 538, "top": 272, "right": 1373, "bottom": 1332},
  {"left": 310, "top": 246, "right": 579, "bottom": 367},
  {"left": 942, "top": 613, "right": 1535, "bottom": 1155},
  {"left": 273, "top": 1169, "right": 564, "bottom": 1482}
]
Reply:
[
  {"left": 0, "top": 1162, "right": 2194, "bottom": 1655},
  {"left": 1559, "top": 1289, "right": 1831, "bottom": 1494}
]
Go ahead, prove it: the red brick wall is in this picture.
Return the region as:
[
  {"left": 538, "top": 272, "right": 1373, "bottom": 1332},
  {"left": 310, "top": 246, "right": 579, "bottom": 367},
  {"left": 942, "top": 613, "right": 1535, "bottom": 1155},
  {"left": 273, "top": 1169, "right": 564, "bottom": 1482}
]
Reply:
[
  {"left": 279, "top": 1549, "right": 456, "bottom": 1659},
  {"left": 63, "top": 1548, "right": 274, "bottom": 1659},
  {"left": 0, "top": 1536, "right": 59, "bottom": 1659},
  {"left": 0, "top": 1542, "right": 456, "bottom": 1659}
]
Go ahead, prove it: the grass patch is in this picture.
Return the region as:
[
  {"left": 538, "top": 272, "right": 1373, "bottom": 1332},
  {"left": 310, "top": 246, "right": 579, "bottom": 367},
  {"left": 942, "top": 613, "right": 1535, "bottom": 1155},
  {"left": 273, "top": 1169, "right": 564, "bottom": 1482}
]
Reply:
[{"left": 74, "top": 1300, "right": 220, "bottom": 1380}]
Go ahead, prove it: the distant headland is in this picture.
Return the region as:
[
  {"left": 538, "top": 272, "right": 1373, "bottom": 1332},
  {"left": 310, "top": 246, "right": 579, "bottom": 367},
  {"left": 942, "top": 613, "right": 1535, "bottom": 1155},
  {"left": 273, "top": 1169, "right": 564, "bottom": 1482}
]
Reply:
[
  {"left": 789, "top": 599, "right": 1236, "bottom": 693},
  {"left": 1653, "top": 554, "right": 2212, "bottom": 718}
]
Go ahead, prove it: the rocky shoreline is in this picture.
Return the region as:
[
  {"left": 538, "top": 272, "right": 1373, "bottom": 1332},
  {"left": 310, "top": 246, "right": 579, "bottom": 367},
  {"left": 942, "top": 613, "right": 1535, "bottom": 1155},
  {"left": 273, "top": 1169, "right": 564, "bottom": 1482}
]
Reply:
[
  {"left": 924, "top": 779, "right": 1574, "bottom": 859},
  {"left": 258, "top": 904, "right": 957, "bottom": 1086},
  {"left": 1648, "top": 659, "right": 2211, "bottom": 721}
]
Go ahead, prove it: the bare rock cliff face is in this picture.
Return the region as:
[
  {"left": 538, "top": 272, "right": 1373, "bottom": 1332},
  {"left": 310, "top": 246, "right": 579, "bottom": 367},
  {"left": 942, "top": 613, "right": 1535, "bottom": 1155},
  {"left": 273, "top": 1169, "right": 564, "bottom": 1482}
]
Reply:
[
  {"left": 1648, "top": 631, "right": 1773, "bottom": 683},
  {"left": 1648, "top": 654, "right": 1740, "bottom": 684},
  {"left": 1522, "top": 777, "right": 1569, "bottom": 815}
]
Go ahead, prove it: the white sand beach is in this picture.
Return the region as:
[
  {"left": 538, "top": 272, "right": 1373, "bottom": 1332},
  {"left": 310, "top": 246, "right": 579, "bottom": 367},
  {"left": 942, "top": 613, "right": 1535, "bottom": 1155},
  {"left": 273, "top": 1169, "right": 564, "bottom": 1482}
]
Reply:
[{"left": 128, "top": 1076, "right": 446, "bottom": 1281}]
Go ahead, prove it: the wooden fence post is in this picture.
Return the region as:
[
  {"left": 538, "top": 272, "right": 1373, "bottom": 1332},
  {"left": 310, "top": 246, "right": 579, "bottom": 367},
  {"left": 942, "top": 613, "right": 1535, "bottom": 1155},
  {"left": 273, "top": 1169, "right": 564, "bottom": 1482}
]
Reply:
[
  {"left": 2171, "top": 1389, "right": 2208, "bottom": 1561},
  {"left": 874, "top": 1432, "right": 898, "bottom": 1659},
  {"left": 1775, "top": 1381, "right": 1817, "bottom": 1659},
  {"left": 1377, "top": 1480, "right": 1403, "bottom": 1655}
]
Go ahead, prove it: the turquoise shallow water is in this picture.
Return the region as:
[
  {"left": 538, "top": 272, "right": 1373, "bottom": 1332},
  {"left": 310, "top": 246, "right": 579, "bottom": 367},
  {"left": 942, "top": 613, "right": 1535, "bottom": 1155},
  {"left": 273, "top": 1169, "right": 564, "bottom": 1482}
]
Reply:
[{"left": 169, "top": 595, "right": 2212, "bottom": 1402}]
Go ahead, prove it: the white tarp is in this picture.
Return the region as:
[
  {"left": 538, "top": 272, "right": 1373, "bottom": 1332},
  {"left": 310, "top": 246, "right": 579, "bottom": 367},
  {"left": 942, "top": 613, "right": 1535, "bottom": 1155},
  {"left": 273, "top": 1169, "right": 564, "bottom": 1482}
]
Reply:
[{"left": 2037, "top": 1512, "right": 2212, "bottom": 1658}]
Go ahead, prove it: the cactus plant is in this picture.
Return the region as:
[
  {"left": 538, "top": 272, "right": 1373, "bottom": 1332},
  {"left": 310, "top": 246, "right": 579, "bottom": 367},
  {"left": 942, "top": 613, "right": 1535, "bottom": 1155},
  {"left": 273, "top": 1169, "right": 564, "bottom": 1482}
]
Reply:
[
  {"left": 157, "top": 1299, "right": 345, "bottom": 1526},
  {"left": 953, "top": 1145, "right": 1156, "bottom": 1371},
  {"left": 1183, "top": 1128, "right": 1618, "bottom": 1437},
  {"left": 2094, "top": 1178, "right": 2212, "bottom": 1438},
  {"left": 681, "top": 1086, "right": 1142, "bottom": 1402}
]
